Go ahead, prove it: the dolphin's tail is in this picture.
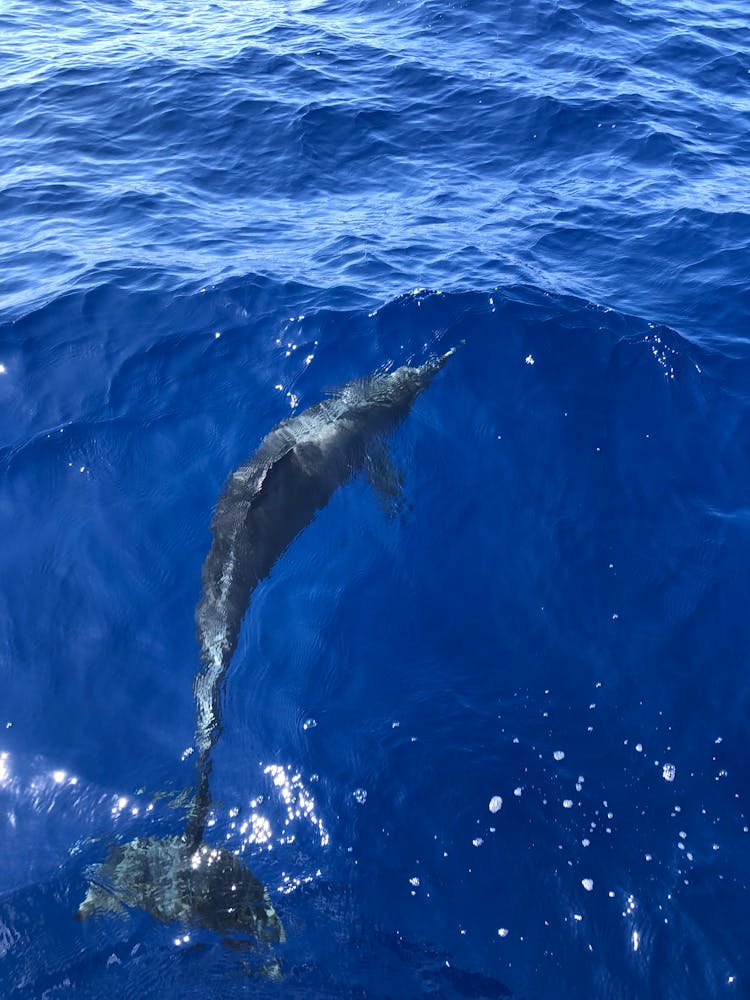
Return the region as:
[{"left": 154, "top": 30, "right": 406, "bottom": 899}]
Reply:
[{"left": 183, "top": 750, "right": 213, "bottom": 850}]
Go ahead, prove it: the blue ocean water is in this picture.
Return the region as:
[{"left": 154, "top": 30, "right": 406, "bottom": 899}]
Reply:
[{"left": 1, "top": 0, "right": 749, "bottom": 996}]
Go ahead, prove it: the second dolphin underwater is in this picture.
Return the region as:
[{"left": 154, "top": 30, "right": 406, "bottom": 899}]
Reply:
[{"left": 77, "top": 346, "right": 457, "bottom": 947}]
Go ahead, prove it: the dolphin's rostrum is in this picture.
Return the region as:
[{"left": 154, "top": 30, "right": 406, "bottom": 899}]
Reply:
[{"left": 77, "top": 347, "right": 456, "bottom": 948}]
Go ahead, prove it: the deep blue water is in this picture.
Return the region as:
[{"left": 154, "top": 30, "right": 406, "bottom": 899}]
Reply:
[{"left": 1, "top": 0, "right": 750, "bottom": 996}]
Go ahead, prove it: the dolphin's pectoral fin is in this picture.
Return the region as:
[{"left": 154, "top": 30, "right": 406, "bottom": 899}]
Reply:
[{"left": 364, "top": 440, "right": 405, "bottom": 517}]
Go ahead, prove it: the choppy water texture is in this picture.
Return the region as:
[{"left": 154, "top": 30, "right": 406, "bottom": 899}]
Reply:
[{"left": 1, "top": 1, "right": 749, "bottom": 997}]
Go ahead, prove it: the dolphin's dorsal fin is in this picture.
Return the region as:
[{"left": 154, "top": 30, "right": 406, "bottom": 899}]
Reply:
[{"left": 364, "top": 439, "right": 405, "bottom": 517}]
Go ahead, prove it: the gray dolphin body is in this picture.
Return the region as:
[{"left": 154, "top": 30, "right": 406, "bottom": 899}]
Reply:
[{"left": 77, "top": 347, "right": 455, "bottom": 947}]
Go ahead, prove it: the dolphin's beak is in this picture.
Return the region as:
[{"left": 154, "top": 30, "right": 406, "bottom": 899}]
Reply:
[{"left": 430, "top": 343, "right": 460, "bottom": 374}]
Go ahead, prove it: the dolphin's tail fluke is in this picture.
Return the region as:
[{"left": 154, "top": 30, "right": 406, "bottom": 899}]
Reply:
[{"left": 77, "top": 832, "right": 285, "bottom": 944}]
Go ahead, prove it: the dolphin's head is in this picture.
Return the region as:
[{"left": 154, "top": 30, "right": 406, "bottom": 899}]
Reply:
[
  {"left": 329, "top": 345, "right": 458, "bottom": 441},
  {"left": 416, "top": 345, "right": 458, "bottom": 380},
  {"left": 379, "top": 345, "right": 458, "bottom": 409}
]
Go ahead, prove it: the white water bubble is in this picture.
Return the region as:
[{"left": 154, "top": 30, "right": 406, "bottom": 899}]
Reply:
[
  {"left": 352, "top": 788, "right": 367, "bottom": 804},
  {"left": 662, "top": 763, "right": 676, "bottom": 782},
  {"left": 553, "top": 750, "right": 565, "bottom": 761},
  {"left": 582, "top": 878, "right": 594, "bottom": 891},
  {"left": 489, "top": 795, "right": 503, "bottom": 813},
  {"left": 497, "top": 927, "right": 509, "bottom": 937},
  {"left": 563, "top": 799, "right": 573, "bottom": 809}
]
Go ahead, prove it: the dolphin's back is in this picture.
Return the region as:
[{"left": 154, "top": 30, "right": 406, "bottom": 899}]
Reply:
[
  {"left": 191, "top": 351, "right": 454, "bottom": 801},
  {"left": 196, "top": 407, "right": 358, "bottom": 655},
  {"left": 192, "top": 406, "right": 367, "bottom": 758}
]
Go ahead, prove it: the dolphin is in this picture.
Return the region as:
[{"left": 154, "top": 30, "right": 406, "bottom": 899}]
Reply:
[{"left": 77, "top": 346, "right": 456, "bottom": 950}]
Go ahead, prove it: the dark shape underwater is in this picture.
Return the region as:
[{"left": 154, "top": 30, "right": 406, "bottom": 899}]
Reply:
[{"left": 77, "top": 348, "right": 457, "bottom": 946}]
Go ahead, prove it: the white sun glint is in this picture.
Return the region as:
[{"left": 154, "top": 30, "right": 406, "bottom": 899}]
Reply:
[
  {"left": 260, "top": 763, "right": 329, "bottom": 848},
  {"left": 0, "top": 752, "right": 9, "bottom": 784},
  {"left": 237, "top": 764, "right": 330, "bottom": 897}
]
